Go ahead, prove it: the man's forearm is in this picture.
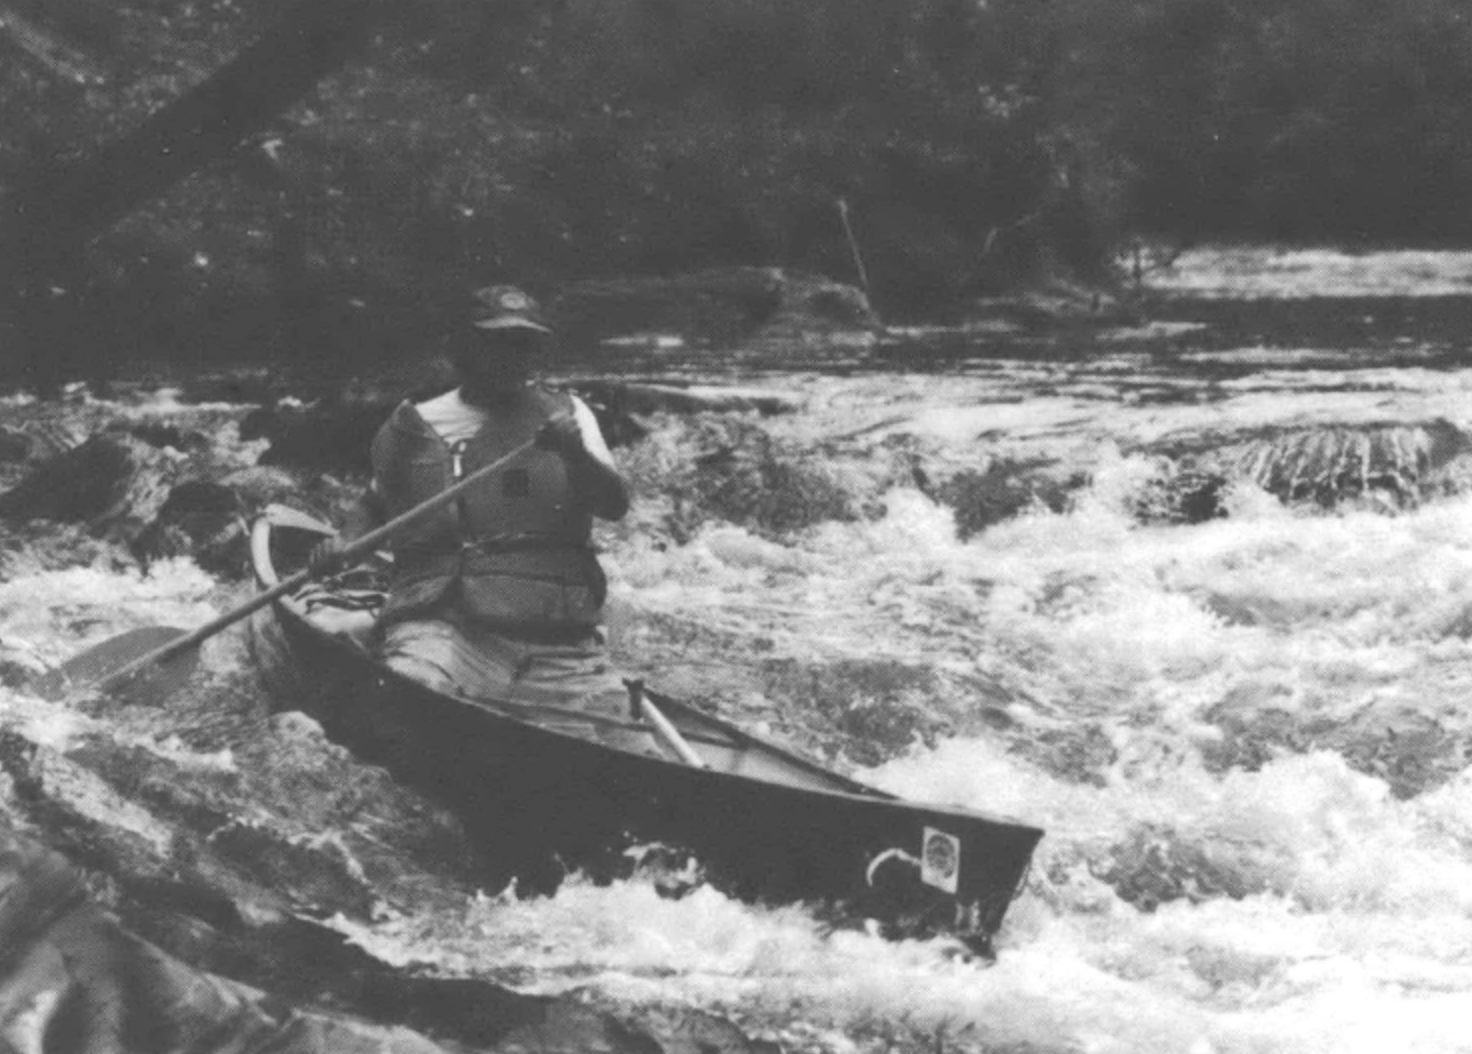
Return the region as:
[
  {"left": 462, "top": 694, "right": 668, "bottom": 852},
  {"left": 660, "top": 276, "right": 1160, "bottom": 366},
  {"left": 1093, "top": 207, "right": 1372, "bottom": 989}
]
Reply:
[{"left": 569, "top": 452, "right": 630, "bottom": 520}]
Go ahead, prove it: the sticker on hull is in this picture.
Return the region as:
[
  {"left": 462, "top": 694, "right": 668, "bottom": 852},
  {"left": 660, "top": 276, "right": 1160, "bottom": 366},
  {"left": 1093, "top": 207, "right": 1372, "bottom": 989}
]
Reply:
[{"left": 921, "top": 826, "right": 960, "bottom": 894}]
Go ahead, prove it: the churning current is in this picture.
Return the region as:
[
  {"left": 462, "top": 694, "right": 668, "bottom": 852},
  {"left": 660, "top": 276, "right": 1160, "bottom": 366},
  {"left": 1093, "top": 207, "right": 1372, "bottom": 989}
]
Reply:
[{"left": 6, "top": 247, "right": 1472, "bottom": 1053}]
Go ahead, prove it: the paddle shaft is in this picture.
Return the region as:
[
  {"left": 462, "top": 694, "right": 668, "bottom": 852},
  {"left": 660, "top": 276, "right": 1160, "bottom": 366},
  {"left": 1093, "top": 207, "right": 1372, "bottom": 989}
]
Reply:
[
  {"left": 93, "top": 423, "right": 564, "bottom": 694},
  {"left": 643, "top": 697, "right": 708, "bottom": 767},
  {"left": 626, "top": 679, "right": 707, "bottom": 768}
]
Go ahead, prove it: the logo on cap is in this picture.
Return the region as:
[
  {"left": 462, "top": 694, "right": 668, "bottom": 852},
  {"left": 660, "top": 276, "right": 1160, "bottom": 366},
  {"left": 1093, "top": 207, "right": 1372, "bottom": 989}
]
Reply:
[{"left": 471, "top": 284, "right": 552, "bottom": 334}]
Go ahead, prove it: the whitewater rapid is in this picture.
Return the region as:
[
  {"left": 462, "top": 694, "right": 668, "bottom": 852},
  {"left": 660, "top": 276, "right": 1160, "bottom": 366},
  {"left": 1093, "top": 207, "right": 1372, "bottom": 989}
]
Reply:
[
  {"left": 326, "top": 474, "right": 1472, "bottom": 1054},
  {"left": 8, "top": 248, "right": 1472, "bottom": 1052}
]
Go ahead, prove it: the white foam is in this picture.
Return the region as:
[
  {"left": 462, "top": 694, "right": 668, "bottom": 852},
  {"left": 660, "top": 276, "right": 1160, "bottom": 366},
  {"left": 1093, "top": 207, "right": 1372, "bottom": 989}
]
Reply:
[
  {"left": 1143, "top": 246, "right": 1472, "bottom": 299},
  {"left": 12, "top": 352, "right": 1472, "bottom": 1051}
]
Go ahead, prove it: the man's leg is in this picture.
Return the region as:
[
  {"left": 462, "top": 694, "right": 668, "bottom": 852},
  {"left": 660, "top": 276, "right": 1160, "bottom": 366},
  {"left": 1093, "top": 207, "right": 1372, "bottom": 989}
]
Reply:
[
  {"left": 379, "top": 617, "right": 518, "bottom": 699},
  {"left": 380, "top": 614, "right": 619, "bottom": 708},
  {"left": 494, "top": 632, "right": 629, "bottom": 714},
  {"left": 383, "top": 618, "right": 654, "bottom": 752}
]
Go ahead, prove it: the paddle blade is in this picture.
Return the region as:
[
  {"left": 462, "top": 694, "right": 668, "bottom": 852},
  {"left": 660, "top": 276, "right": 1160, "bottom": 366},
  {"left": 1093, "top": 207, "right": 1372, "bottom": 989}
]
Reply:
[{"left": 30, "top": 626, "right": 200, "bottom": 703}]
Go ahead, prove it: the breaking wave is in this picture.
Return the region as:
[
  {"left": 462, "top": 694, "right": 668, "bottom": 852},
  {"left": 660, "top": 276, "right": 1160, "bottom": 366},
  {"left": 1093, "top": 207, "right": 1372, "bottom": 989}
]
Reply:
[{"left": 7, "top": 331, "right": 1472, "bottom": 1051}]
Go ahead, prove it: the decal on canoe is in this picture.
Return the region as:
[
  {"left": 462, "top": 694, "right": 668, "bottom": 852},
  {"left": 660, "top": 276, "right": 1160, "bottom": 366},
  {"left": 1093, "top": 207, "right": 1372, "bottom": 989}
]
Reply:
[
  {"left": 921, "top": 826, "right": 960, "bottom": 893},
  {"left": 865, "top": 846, "right": 921, "bottom": 887}
]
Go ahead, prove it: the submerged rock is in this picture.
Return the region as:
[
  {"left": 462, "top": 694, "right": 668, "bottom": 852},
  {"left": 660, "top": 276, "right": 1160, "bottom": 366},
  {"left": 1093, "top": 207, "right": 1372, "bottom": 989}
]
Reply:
[
  {"left": 1090, "top": 823, "right": 1263, "bottom": 912},
  {"left": 0, "top": 715, "right": 773, "bottom": 1053},
  {"left": 1201, "top": 684, "right": 1469, "bottom": 800},
  {"left": 0, "top": 415, "right": 324, "bottom": 575},
  {"left": 129, "top": 479, "right": 248, "bottom": 573},
  {"left": 684, "top": 422, "right": 860, "bottom": 538},
  {"left": 0, "top": 426, "right": 32, "bottom": 463},
  {"left": 240, "top": 401, "right": 391, "bottom": 475},
  {"left": 0, "top": 815, "right": 769, "bottom": 1054},
  {"left": 0, "top": 434, "right": 149, "bottom": 524},
  {"left": 1210, "top": 422, "right": 1461, "bottom": 507},
  {"left": 760, "top": 657, "right": 952, "bottom": 766},
  {"left": 0, "top": 420, "right": 84, "bottom": 467},
  {"left": 1144, "top": 419, "right": 1472, "bottom": 511},
  {"left": 925, "top": 458, "right": 1087, "bottom": 538},
  {"left": 0, "top": 637, "right": 48, "bottom": 689},
  {"left": 0, "top": 821, "right": 461, "bottom": 1053}
]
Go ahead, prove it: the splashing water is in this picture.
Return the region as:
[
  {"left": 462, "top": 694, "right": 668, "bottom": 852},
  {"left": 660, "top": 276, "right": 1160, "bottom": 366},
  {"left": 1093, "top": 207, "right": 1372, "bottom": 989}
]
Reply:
[
  {"left": 9, "top": 285, "right": 1472, "bottom": 1052},
  {"left": 324, "top": 444, "right": 1472, "bottom": 1051},
  {"left": 1142, "top": 245, "right": 1472, "bottom": 299}
]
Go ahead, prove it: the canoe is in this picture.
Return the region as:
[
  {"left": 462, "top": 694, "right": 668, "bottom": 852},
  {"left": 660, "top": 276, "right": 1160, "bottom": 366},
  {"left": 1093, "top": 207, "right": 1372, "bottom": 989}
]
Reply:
[{"left": 248, "top": 505, "right": 1043, "bottom": 949}]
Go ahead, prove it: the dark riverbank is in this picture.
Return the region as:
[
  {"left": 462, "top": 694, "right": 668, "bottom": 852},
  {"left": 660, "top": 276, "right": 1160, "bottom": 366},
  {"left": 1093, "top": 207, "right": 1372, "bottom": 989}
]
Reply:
[{"left": 1, "top": 0, "right": 1117, "bottom": 396}]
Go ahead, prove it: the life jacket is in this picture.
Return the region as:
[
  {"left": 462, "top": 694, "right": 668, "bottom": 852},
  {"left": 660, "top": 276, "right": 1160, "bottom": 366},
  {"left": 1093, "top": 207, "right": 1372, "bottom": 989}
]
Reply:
[{"left": 369, "top": 388, "right": 606, "bottom": 632}]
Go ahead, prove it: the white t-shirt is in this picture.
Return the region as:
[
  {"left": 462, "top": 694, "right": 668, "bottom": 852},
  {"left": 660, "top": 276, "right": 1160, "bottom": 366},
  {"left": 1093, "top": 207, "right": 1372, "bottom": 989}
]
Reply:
[{"left": 413, "top": 388, "right": 615, "bottom": 469}]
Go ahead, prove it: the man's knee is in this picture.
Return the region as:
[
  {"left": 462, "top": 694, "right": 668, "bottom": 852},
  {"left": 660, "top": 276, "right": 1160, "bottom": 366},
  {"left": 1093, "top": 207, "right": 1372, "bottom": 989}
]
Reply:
[
  {"left": 382, "top": 649, "right": 460, "bottom": 696},
  {"left": 379, "top": 619, "right": 462, "bottom": 695}
]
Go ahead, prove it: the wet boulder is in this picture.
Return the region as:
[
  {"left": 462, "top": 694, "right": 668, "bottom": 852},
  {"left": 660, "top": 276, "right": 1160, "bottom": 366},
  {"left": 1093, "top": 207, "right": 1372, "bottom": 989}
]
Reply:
[
  {"left": 0, "top": 814, "right": 768, "bottom": 1054},
  {"left": 240, "top": 400, "right": 393, "bottom": 475},
  {"left": 753, "top": 270, "right": 883, "bottom": 341},
  {"left": 0, "top": 821, "right": 464, "bottom": 1054},
  {"left": 0, "top": 421, "right": 82, "bottom": 467},
  {"left": 1211, "top": 423, "right": 1459, "bottom": 507},
  {"left": 923, "top": 457, "right": 1088, "bottom": 538},
  {"left": 129, "top": 479, "right": 248, "bottom": 572},
  {"left": 127, "top": 466, "right": 315, "bottom": 576},
  {"left": 1090, "top": 823, "right": 1262, "bottom": 912},
  {"left": 0, "top": 637, "right": 48, "bottom": 689},
  {"left": 1146, "top": 419, "right": 1472, "bottom": 510},
  {"left": 0, "top": 426, "right": 320, "bottom": 574},
  {"left": 0, "top": 426, "right": 31, "bottom": 463},
  {"left": 1128, "top": 466, "right": 1230, "bottom": 525},
  {"left": 0, "top": 419, "right": 230, "bottom": 529},
  {"left": 571, "top": 381, "right": 800, "bottom": 418},
  {"left": 0, "top": 724, "right": 776, "bottom": 1054},
  {"left": 0, "top": 432, "right": 162, "bottom": 525}
]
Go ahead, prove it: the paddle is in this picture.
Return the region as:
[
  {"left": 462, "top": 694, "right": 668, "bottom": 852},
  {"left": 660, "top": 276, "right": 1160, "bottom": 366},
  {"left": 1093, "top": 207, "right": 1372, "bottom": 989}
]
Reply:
[
  {"left": 625, "top": 679, "right": 708, "bottom": 768},
  {"left": 33, "top": 423, "right": 565, "bottom": 703},
  {"left": 30, "top": 626, "right": 201, "bottom": 704}
]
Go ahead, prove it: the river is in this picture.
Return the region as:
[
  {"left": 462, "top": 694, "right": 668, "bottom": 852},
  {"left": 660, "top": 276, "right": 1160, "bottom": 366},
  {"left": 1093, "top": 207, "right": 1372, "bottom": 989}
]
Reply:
[{"left": 5, "top": 245, "right": 1472, "bottom": 1052}]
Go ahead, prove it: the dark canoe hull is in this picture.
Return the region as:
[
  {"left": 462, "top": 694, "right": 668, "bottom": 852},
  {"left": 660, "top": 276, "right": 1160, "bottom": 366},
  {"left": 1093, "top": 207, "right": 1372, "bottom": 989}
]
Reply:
[{"left": 249, "top": 510, "right": 1043, "bottom": 947}]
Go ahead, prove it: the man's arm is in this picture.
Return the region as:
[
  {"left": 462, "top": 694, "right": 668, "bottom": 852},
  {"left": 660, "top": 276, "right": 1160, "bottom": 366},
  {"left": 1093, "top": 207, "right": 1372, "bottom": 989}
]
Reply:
[
  {"left": 541, "top": 398, "right": 630, "bottom": 521},
  {"left": 307, "top": 484, "right": 385, "bottom": 574}
]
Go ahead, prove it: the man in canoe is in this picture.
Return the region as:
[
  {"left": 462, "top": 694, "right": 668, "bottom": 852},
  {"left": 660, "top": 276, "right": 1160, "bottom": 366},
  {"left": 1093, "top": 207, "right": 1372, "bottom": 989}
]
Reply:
[{"left": 309, "top": 284, "right": 631, "bottom": 710}]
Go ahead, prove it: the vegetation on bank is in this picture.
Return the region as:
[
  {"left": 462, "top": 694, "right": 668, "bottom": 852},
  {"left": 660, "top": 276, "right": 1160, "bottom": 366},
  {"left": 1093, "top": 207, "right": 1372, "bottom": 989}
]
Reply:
[{"left": 5, "top": 0, "right": 1472, "bottom": 379}]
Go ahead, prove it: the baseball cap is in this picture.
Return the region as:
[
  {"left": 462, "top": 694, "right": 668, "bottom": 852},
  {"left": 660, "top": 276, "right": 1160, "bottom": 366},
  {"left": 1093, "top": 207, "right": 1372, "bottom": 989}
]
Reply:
[{"left": 471, "top": 285, "right": 552, "bottom": 334}]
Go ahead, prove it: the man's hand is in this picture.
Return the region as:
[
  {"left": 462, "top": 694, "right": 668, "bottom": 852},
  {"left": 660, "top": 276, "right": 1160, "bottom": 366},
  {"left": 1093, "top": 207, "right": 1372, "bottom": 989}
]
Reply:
[
  {"left": 536, "top": 416, "right": 584, "bottom": 460},
  {"left": 307, "top": 537, "right": 349, "bottom": 577}
]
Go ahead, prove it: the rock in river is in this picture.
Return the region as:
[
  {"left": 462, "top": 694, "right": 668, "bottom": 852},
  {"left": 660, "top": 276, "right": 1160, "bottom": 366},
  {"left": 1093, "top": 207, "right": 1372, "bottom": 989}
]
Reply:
[{"left": 0, "top": 719, "right": 774, "bottom": 1053}]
